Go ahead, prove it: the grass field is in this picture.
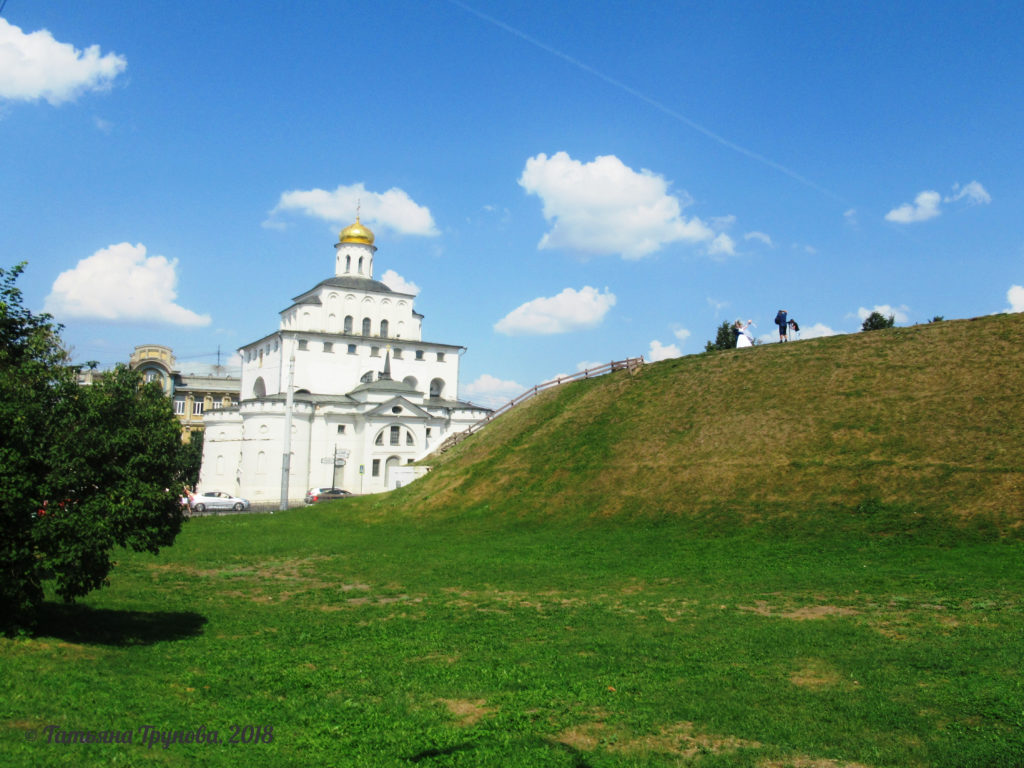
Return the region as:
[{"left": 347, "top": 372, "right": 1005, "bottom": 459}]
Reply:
[
  {"left": 2, "top": 504, "right": 1022, "bottom": 767},
  {"left": 4, "top": 315, "right": 1024, "bottom": 766}
]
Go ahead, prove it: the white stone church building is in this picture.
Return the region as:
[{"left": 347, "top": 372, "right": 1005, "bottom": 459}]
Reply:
[{"left": 198, "top": 218, "right": 491, "bottom": 502}]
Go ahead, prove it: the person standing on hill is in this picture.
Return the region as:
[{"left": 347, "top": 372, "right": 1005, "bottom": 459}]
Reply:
[
  {"left": 734, "top": 319, "right": 754, "bottom": 348},
  {"left": 775, "top": 309, "right": 788, "bottom": 342}
]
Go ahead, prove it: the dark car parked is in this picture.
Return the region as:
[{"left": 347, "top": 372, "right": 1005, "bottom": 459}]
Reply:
[{"left": 304, "top": 488, "right": 353, "bottom": 504}]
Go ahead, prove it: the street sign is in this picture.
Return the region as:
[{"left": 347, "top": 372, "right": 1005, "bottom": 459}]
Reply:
[
  {"left": 335, "top": 459, "right": 346, "bottom": 467},
  {"left": 320, "top": 457, "right": 333, "bottom": 464}
]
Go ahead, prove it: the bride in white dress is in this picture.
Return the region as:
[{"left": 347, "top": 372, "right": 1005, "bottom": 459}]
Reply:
[{"left": 735, "top": 320, "right": 754, "bottom": 348}]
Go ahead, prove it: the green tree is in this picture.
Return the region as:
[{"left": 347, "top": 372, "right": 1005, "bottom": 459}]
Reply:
[
  {"left": 861, "top": 311, "right": 895, "bottom": 331},
  {"left": 178, "top": 430, "right": 205, "bottom": 490},
  {"left": 704, "top": 321, "right": 736, "bottom": 352},
  {"left": 1, "top": 264, "right": 186, "bottom": 633}
]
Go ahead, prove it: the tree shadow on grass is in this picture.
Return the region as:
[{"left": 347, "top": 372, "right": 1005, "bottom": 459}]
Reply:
[
  {"left": 34, "top": 602, "right": 207, "bottom": 646},
  {"left": 405, "top": 736, "right": 594, "bottom": 767}
]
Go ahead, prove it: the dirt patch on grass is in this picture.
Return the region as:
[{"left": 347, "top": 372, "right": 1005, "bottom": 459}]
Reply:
[
  {"left": 551, "top": 720, "right": 760, "bottom": 758},
  {"left": 739, "top": 600, "right": 859, "bottom": 620},
  {"left": 758, "top": 757, "right": 873, "bottom": 768},
  {"left": 437, "top": 698, "right": 494, "bottom": 727},
  {"left": 790, "top": 659, "right": 858, "bottom": 690}
]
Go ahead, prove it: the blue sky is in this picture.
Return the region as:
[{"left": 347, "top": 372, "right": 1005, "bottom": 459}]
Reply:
[{"left": 3, "top": 1, "right": 1022, "bottom": 406}]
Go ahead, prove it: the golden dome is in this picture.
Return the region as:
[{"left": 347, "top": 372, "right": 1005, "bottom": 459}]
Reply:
[{"left": 339, "top": 217, "right": 375, "bottom": 245}]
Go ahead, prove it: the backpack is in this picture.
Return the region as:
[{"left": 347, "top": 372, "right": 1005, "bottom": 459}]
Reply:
[{"left": 775, "top": 311, "right": 786, "bottom": 326}]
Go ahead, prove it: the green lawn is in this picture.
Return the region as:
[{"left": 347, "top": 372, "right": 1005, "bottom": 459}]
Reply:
[{"left": 3, "top": 504, "right": 1022, "bottom": 767}]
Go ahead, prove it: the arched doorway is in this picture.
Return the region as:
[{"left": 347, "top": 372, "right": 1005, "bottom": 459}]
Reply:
[{"left": 385, "top": 456, "right": 401, "bottom": 489}]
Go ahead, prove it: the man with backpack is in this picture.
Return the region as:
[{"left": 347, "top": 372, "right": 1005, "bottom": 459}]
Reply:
[{"left": 775, "top": 309, "right": 788, "bottom": 342}]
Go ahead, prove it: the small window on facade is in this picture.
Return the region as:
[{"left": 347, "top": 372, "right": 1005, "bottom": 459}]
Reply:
[
  {"left": 425, "top": 427, "right": 432, "bottom": 437},
  {"left": 380, "top": 319, "right": 389, "bottom": 337},
  {"left": 193, "top": 401, "right": 204, "bottom": 415},
  {"left": 371, "top": 346, "right": 380, "bottom": 357},
  {"left": 391, "top": 406, "right": 402, "bottom": 414},
  {"left": 298, "top": 339, "right": 308, "bottom": 351},
  {"left": 324, "top": 342, "right": 333, "bottom": 353},
  {"left": 390, "top": 425, "right": 400, "bottom": 445},
  {"left": 337, "top": 425, "right": 346, "bottom": 434},
  {"left": 361, "top": 371, "right": 374, "bottom": 383},
  {"left": 212, "top": 400, "right": 222, "bottom": 410},
  {"left": 174, "top": 399, "right": 186, "bottom": 415},
  {"left": 362, "top": 317, "right": 371, "bottom": 335},
  {"left": 393, "top": 348, "right": 402, "bottom": 359},
  {"left": 375, "top": 432, "right": 384, "bottom": 445},
  {"left": 415, "top": 350, "right": 424, "bottom": 361},
  {"left": 437, "top": 352, "right": 445, "bottom": 362},
  {"left": 406, "top": 431, "right": 414, "bottom": 446},
  {"left": 348, "top": 344, "right": 357, "bottom": 354},
  {"left": 344, "top": 315, "right": 353, "bottom": 333},
  {"left": 372, "top": 459, "right": 380, "bottom": 477}
]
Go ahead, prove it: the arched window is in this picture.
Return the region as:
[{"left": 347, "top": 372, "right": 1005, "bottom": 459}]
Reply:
[
  {"left": 430, "top": 378, "right": 445, "bottom": 398},
  {"left": 344, "top": 315, "right": 353, "bottom": 333},
  {"left": 345, "top": 255, "right": 351, "bottom": 272},
  {"left": 403, "top": 376, "right": 418, "bottom": 391},
  {"left": 257, "top": 451, "right": 266, "bottom": 474},
  {"left": 362, "top": 317, "right": 371, "bottom": 336},
  {"left": 380, "top": 319, "right": 389, "bottom": 337},
  {"left": 358, "top": 256, "right": 364, "bottom": 274},
  {"left": 253, "top": 377, "right": 267, "bottom": 398},
  {"left": 360, "top": 371, "right": 374, "bottom": 383}
]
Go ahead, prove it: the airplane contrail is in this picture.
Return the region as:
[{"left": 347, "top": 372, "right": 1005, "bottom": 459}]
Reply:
[{"left": 447, "top": 0, "right": 841, "bottom": 201}]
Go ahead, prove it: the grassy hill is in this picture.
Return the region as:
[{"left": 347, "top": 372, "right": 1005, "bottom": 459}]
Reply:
[{"left": 392, "top": 312, "right": 1024, "bottom": 530}]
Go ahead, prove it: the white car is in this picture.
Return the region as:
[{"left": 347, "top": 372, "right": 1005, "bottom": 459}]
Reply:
[{"left": 190, "top": 491, "right": 250, "bottom": 513}]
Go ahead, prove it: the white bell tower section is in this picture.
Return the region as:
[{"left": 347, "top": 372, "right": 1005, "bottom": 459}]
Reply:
[{"left": 333, "top": 216, "right": 377, "bottom": 278}]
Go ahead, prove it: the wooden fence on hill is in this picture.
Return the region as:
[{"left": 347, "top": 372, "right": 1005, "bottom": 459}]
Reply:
[{"left": 438, "top": 357, "right": 645, "bottom": 453}]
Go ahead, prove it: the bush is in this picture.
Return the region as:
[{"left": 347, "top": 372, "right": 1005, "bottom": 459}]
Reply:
[{"left": 861, "top": 311, "right": 895, "bottom": 331}]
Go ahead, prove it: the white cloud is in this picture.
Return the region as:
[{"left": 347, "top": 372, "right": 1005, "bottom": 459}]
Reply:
[
  {"left": 843, "top": 209, "right": 858, "bottom": 228},
  {"left": 947, "top": 181, "right": 991, "bottom": 206},
  {"left": 856, "top": 304, "right": 910, "bottom": 324},
  {"left": 744, "top": 231, "right": 774, "bottom": 247},
  {"left": 1007, "top": 285, "right": 1024, "bottom": 313},
  {"left": 267, "top": 183, "right": 438, "bottom": 236},
  {"left": 708, "top": 233, "right": 735, "bottom": 256},
  {"left": 647, "top": 340, "right": 681, "bottom": 361},
  {"left": 673, "top": 327, "right": 692, "bottom": 343},
  {"left": 706, "top": 297, "right": 729, "bottom": 314},
  {"left": 494, "top": 286, "right": 616, "bottom": 336},
  {"left": 462, "top": 373, "right": 524, "bottom": 408},
  {"left": 886, "top": 181, "right": 991, "bottom": 224},
  {"left": 45, "top": 242, "right": 210, "bottom": 326},
  {"left": 797, "top": 322, "right": 840, "bottom": 339},
  {"left": 0, "top": 18, "right": 127, "bottom": 105},
  {"left": 518, "top": 152, "right": 715, "bottom": 259},
  {"left": 380, "top": 269, "right": 420, "bottom": 295},
  {"left": 886, "top": 191, "right": 942, "bottom": 223}
]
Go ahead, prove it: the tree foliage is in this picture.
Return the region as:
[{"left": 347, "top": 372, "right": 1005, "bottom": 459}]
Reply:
[
  {"left": 704, "top": 321, "right": 736, "bottom": 352},
  {"left": 178, "top": 430, "right": 204, "bottom": 490},
  {"left": 1, "top": 264, "right": 187, "bottom": 633},
  {"left": 861, "top": 311, "right": 896, "bottom": 331}
]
